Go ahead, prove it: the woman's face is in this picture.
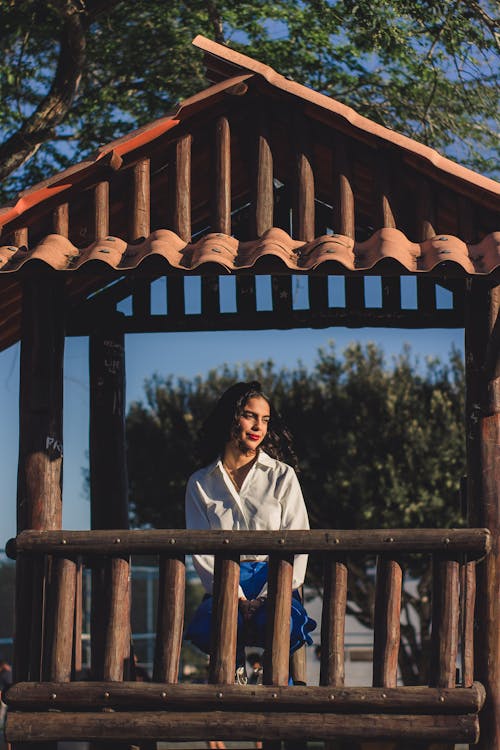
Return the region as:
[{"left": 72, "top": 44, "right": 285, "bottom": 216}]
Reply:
[{"left": 232, "top": 396, "right": 270, "bottom": 453}]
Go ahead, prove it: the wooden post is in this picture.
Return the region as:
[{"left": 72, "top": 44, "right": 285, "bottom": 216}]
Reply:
[
  {"left": 209, "top": 553, "right": 240, "bottom": 684},
  {"left": 130, "top": 157, "right": 150, "bottom": 240},
  {"left": 429, "top": 555, "right": 460, "bottom": 688},
  {"left": 373, "top": 557, "right": 402, "bottom": 688},
  {"left": 253, "top": 112, "right": 274, "bottom": 237},
  {"left": 89, "top": 328, "right": 129, "bottom": 683},
  {"left": 15, "top": 274, "right": 65, "bottom": 750},
  {"left": 333, "top": 134, "right": 355, "bottom": 238},
  {"left": 213, "top": 116, "right": 231, "bottom": 235},
  {"left": 154, "top": 555, "right": 185, "bottom": 682},
  {"left": 293, "top": 115, "right": 315, "bottom": 242},
  {"left": 466, "top": 279, "right": 500, "bottom": 749},
  {"left": 264, "top": 554, "right": 293, "bottom": 686},
  {"left": 93, "top": 181, "right": 109, "bottom": 239},
  {"left": 173, "top": 134, "right": 192, "bottom": 241},
  {"left": 320, "top": 555, "right": 347, "bottom": 686}
]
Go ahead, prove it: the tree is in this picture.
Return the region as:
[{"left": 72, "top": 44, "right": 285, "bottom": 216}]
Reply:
[
  {"left": 0, "top": 1, "right": 498, "bottom": 201},
  {"left": 126, "top": 343, "right": 466, "bottom": 684}
]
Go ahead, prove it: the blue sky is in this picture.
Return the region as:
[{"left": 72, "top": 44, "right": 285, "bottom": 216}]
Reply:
[{"left": 0, "top": 323, "right": 463, "bottom": 546}]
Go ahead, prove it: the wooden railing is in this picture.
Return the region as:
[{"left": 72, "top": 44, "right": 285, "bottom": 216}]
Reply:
[{"left": 5, "top": 528, "right": 490, "bottom": 745}]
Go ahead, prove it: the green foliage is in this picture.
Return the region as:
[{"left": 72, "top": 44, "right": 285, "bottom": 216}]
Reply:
[
  {"left": 126, "top": 343, "right": 466, "bottom": 682},
  {"left": 0, "top": 0, "right": 498, "bottom": 200}
]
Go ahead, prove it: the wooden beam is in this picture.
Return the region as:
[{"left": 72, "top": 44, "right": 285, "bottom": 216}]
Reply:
[
  {"left": 6, "top": 681, "right": 487, "bottom": 714},
  {"left": 13, "top": 528, "right": 491, "bottom": 557},
  {"left": 5, "top": 711, "right": 480, "bottom": 744}
]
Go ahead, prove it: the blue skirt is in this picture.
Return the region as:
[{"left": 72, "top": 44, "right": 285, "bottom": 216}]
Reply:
[{"left": 185, "top": 561, "right": 316, "bottom": 656}]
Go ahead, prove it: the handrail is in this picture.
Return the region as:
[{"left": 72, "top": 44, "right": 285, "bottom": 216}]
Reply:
[{"left": 7, "top": 527, "right": 491, "bottom": 558}]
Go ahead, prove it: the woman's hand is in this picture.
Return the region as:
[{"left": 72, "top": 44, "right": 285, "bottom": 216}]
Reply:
[{"left": 239, "top": 597, "right": 265, "bottom": 621}]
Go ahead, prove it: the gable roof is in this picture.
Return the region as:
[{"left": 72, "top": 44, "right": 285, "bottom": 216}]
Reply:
[{"left": 0, "top": 36, "right": 498, "bottom": 352}]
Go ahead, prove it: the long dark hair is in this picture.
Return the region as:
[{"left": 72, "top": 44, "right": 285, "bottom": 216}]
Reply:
[{"left": 198, "top": 381, "right": 298, "bottom": 470}]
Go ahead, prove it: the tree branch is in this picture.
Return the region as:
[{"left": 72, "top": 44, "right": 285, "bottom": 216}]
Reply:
[{"left": 0, "top": 0, "right": 122, "bottom": 184}]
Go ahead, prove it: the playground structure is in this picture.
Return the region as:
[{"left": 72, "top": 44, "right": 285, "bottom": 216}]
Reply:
[{"left": 0, "top": 35, "right": 498, "bottom": 748}]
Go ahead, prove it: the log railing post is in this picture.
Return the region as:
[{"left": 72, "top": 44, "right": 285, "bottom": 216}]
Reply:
[
  {"left": 320, "top": 555, "right": 347, "bottom": 687},
  {"left": 461, "top": 559, "right": 476, "bottom": 688},
  {"left": 264, "top": 553, "right": 293, "bottom": 686},
  {"left": 293, "top": 115, "right": 315, "bottom": 242},
  {"left": 209, "top": 553, "right": 240, "bottom": 684},
  {"left": 372, "top": 556, "right": 402, "bottom": 688},
  {"left": 46, "top": 556, "right": 77, "bottom": 682},
  {"left": 154, "top": 554, "right": 185, "bottom": 683},
  {"left": 103, "top": 556, "right": 131, "bottom": 682},
  {"left": 430, "top": 554, "right": 460, "bottom": 688},
  {"left": 93, "top": 181, "right": 109, "bottom": 240}
]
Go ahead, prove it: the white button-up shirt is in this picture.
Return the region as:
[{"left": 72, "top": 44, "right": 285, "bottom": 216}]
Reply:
[{"left": 185, "top": 450, "right": 309, "bottom": 598}]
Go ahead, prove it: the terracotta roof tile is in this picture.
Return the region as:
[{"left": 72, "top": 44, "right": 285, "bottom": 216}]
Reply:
[{"left": 1, "top": 228, "right": 498, "bottom": 276}]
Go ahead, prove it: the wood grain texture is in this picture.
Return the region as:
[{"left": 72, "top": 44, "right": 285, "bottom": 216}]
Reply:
[
  {"left": 154, "top": 555, "right": 185, "bottom": 683},
  {"left": 373, "top": 557, "right": 402, "bottom": 688},
  {"left": 131, "top": 158, "right": 150, "bottom": 239},
  {"left": 320, "top": 557, "right": 347, "bottom": 686},
  {"left": 264, "top": 554, "right": 293, "bottom": 686},
  {"left": 214, "top": 116, "right": 231, "bottom": 234},
  {"left": 209, "top": 554, "right": 240, "bottom": 684}
]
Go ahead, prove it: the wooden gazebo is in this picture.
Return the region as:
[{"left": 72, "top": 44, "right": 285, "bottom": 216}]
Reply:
[{"left": 1, "top": 36, "right": 498, "bottom": 748}]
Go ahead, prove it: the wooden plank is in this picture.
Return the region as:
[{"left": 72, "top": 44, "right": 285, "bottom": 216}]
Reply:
[
  {"left": 308, "top": 275, "right": 329, "bottom": 314},
  {"left": 345, "top": 276, "right": 364, "bottom": 311},
  {"left": 209, "top": 554, "right": 240, "bottom": 685},
  {"left": 430, "top": 555, "right": 460, "bottom": 688},
  {"left": 264, "top": 554, "right": 293, "bottom": 686},
  {"left": 236, "top": 275, "right": 256, "bottom": 316},
  {"left": 332, "top": 134, "right": 354, "bottom": 238},
  {"left": 93, "top": 181, "right": 109, "bottom": 239},
  {"left": 271, "top": 275, "right": 293, "bottom": 317},
  {"left": 153, "top": 555, "right": 185, "bottom": 683},
  {"left": 166, "top": 275, "right": 185, "bottom": 319},
  {"left": 320, "top": 556, "right": 347, "bottom": 686},
  {"left": 130, "top": 157, "right": 150, "bottom": 240},
  {"left": 372, "top": 557, "right": 402, "bottom": 688},
  {"left": 381, "top": 277, "right": 401, "bottom": 313},
  {"left": 173, "top": 134, "right": 192, "bottom": 241},
  {"left": 13, "top": 528, "right": 492, "bottom": 557},
  {"left": 202, "top": 275, "right": 220, "bottom": 317},
  {"left": 131, "top": 278, "right": 151, "bottom": 320},
  {"left": 7, "top": 681, "right": 487, "bottom": 713},
  {"left": 293, "top": 115, "right": 315, "bottom": 242},
  {"left": 5, "top": 711, "right": 480, "bottom": 744},
  {"left": 253, "top": 111, "right": 274, "bottom": 237},
  {"left": 417, "top": 277, "right": 436, "bottom": 314},
  {"left": 103, "top": 556, "right": 131, "bottom": 682},
  {"left": 460, "top": 560, "right": 476, "bottom": 688},
  {"left": 213, "top": 116, "right": 231, "bottom": 234},
  {"left": 53, "top": 203, "right": 69, "bottom": 237}
]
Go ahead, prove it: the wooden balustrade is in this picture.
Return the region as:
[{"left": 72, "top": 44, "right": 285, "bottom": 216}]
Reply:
[{"left": 5, "top": 528, "right": 490, "bottom": 745}]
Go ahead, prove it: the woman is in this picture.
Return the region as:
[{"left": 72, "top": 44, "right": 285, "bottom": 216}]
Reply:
[{"left": 185, "top": 381, "right": 316, "bottom": 682}]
